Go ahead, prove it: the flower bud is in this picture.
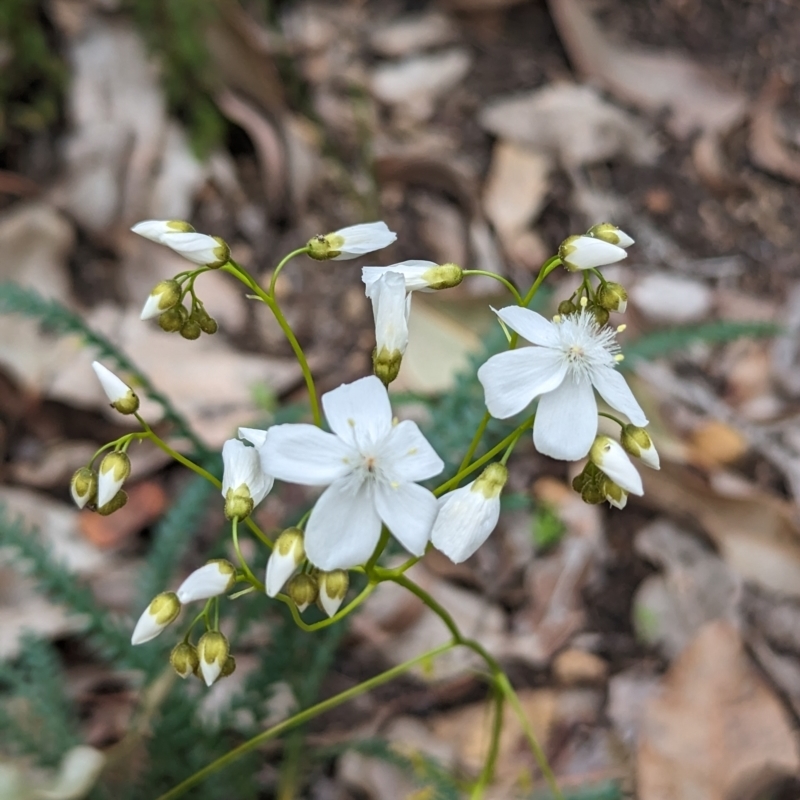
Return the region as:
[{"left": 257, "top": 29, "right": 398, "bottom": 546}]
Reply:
[
  {"left": 589, "top": 436, "right": 643, "bottom": 496},
  {"left": 307, "top": 222, "right": 396, "bottom": 261},
  {"left": 158, "top": 306, "right": 187, "bottom": 332},
  {"left": 317, "top": 570, "right": 349, "bottom": 618},
  {"left": 621, "top": 425, "right": 660, "bottom": 470},
  {"left": 265, "top": 528, "right": 305, "bottom": 597},
  {"left": 195, "top": 308, "right": 218, "bottom": 334},
  {"left": 140, "top": 280, "right": 182, "bottom": 321},
  {"left": 180, "top": 319, "right": 202, "bottom": 340},
  {"left": 170, "top": 642, "right": 199, "bottom": 679},
  {"left": 220, "top": 655, "right": 236, "bottom": 678},
  {"left": 70, "top": 467, "right": 97, "bottom": 509},
  {"left": 96, "top": 489, "right": 128, "bottom": 516},
  {"left": 586, "top": 222, "right": 634, "bottom": 249},
  {"left": 602, "top": 478, "right": 628, "bottom": 509},
  {"left": 92, "top": 362, "right": 139, "bottom": 415},
  {"left": 422, "top": 262, "right": 463, "bottom": 290},
  {"left": 590, "top": 304, "right": 610, "bottom": 326},
  {"left": 97, "top": 451, "right": 131, "bottom": 508},
  {"left": 559, "top": 234, "right": 627, "bottom": 272},
  {"left": 131, "top": 219, "right": 195, "bottom": 242},
  {"left": 373, "top": 346, "right": 403, "bottom": 386},
  {"left": 162, "top": 233, "right": 230, "bottom": 268},
  {"left": 597, "top": 282, "right": 628, "bottom": 313},
  {"left": 286, "top": 573, "right": 318, "bottom": 612},
  {"left": 177, "top": 559, "right": 237, "bottom": 603},
  {"left": 197, "top": 631, "right": 229, "bottom": 686},
  {"left": 131, "top": 592, "right": 181, "bottom": 644},
  {"left": 557, "top": 299, "right": 578, "bottom": 316}
]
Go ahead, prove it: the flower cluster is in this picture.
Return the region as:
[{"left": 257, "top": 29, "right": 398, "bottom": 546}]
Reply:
[{"left": 74, "top": 216, "right": 657, "bottom": 686}]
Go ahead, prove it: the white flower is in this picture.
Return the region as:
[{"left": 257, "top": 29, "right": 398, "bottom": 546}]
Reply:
[
  {"left": 197, "top": 631, "right": 228, "bottom": 687},
  {"left": 308, "top": 221, "right": 397, "bottom": 261},
  {"left": 621, "top": 424, "right": 660, "bottom": 470},
  {"left": 431, "top": 464, "right": 507, "bottom": 564},
  {"left": 176, "top": 560, "right": 236, "bottom": 603},
  {"left": 369, "top": 271, "right": 411, "bottom": 384},
  {"left": 221, "top": 439, "right": 273, "bottom": 520},
  {"left": 264, "top": 528, "right": 305, "bottom": 597},
  {"left": 589, "top": 436, "right": 643, "bottom": 495},
  {"left": 92, "top": 361, "right": 139, "bottom": 414},
  {"left": 362, "top": 260, "right": 463, "bottom": 292},
  {"left": 559, "top": 235, "right": 627, "bottom": 271},
  {"left": 140, "top": 279, "right": 182, "bottom": 321},
  {"left": 261, "top": 376, "right": 444, "bottom": 570},
  {"left": 131, "top": 219, "right": 193, "bottom": 242},
  {"left": 97, "top": 452, "right": 131, "bottom": 508},
  {"left": 159, "top": 232, "right": 230, "bottom": 267},
  {"left": 477, "top": 307, "right": 647, "bottom": 461},
  {"left": 131, "top": 592, "right": 181, "bottom": 645},
  {"left": 586, "top": 222, "right": 635, "bottom": 249}
]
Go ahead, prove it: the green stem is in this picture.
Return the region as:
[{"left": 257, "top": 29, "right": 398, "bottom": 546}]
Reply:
[
  {"left": 223, "top": 262, "right": 322, "bottom": 427},
  {"left": 244, "top": 518, "right": 274, "bottom": 550},
  {"left": 500, "top": 423, "right": 528, "bottom": 466},
  {"left": 462, "top": 270, "right": 523, "bottom": 304},
  {"left": 365, "top": 527, "right": 390, "bottom": 573},
  {"left": 156, "top": 641, "right": 456, "bottom": 800},
  {"left": 282, "top": 581, "right": 377, "bottom": 632},
  {"left": 459, "top": 411, "right": 491, "bottom": 473},
  {"left": 470, "top": 686, "right": 504, "bottom": 799},
  {"left": 231, "top": 518, "right": 263, "bottom": 591},
  {"left": 269, "top": 247, "right": 310, "bottom": 298},
  {"left": 598, "top": 411, "right": 625, "bottom": 428},
  {"left": 521, "top": 256, "right": 561, "bottom": 308}
]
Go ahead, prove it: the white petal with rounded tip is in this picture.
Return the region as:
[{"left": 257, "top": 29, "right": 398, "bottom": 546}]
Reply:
[
  {"left": 262, "top": 424, "right": 355, "bottom": 486},
  {"left": 238, "top": 427, "right": 269, "bottom": 449},
  {"left": 638, "top": 441, "right": 660, "bottom": 470},
  {"left": 590, "top": 366, "right": 648, "bottom": 427},
  {"left": 221, "top": 439, "right": 273, "bottom": 505},
  {"left": 304, "top": 477, "right": 382, "bottom": 570},
  {"left": 595, "top": 440, "right": 643, "bottom": 495},
  {"left": 331, "top": 221, "right": 397, "bottom": 259},
  {"left": 614, "top": 229, "right": 635, "bottom": 248},
  {"left": 379, "top": 420, "right": 444, "bottom": 483},
  {"left": 97, "top": 470, "right": 124, "bottom": 508},
  {"left": 362, "top": 260, "right": 438, "bottom": 292},
  {"left": 564, "top": 236, "right": 627, "bottom": 270},
  {"left": 131, "top": 608, "right": 167, "bottom": 645},
  {"left": 177, "top": 563, "right": 232, "bottom": 603},
  {"left": 131, "top": 220, "right": 174, "bottom": 243},
  {"left": 70, "top": 483, "right": 90, "bottom": 510},
  {"left": 319, "top": 587, "right": 344, "bottom": 618},
  {"left": 92, "top": 361, "right": 131, "bottom": 404},
  {"left": 322, "top": 376, "right": 393, "bottom": 449},
  {"left": 431, "top": 484, "right": 501, "bottom": 564},
  {"left": 478, "top": 348, "right": 568, "bottom": 419},
  {"left": 265, "top": 549, "right": 300, "bottom": 598},
  {"left": 371, "top": 271, "right": 409, "bottom": 354},
  {"left": 200, "top": 659, "right": 222, "bottom": 687},
  {"left": 534, "top": 377, "right": 598, "bottom": 460},
  {"left": 374, "top": 481, "right": 438, "bottom": 557},
  {"left": 162, "top": 232, "right": 224, "bottom": 265},
  {"left": 495, "top": 306, "right": 558, "bottom": 347},
  {"left": 606, "top": 490, "right": 628, "bottom": 509},
  {"left": 140, "top": 293, "right": 164, "bottom": 321}
]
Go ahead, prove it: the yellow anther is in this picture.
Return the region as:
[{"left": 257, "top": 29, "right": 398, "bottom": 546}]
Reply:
[
  {"left": 580, "top": 296, "right": 588, "bottom": 308},
  {"left": 552, "top": 314, "right": 562, "bottom": 323},
  {"left": 614, "top": 354, "right": 625, "bottom": 362},
  {"left": 616, "top": 324, "right": 627, "bottom": 333}
]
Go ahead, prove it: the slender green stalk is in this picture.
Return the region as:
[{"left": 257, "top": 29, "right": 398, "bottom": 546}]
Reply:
[
  {"left": 459, "top": 411, "right": 491, "bottom": 473},
  {"left": 598, "top": 411, "right": 625, "bottom": 428},
  {"left": 522, "top": 256, "right": 561, "bottom": 307},
  {"left": 269, "top": 247, "right": 310, "bottom": 298},
  {"left": 231, "top": 519, "right": 263, "bottom": 591},
  {"left": 463, "top": 270, "right": 523, "bottom": 304},
  {"left": 470, "top": 686, "right": 504, "bottom": 799},
  {"left": 365, "top": 527, "right": 390, "bottom": 572},
  {"left": 282, "top": 581, "right": 377, "bottom": 632},
  {"left": 155, "top": 641, "right": 456, "bottom": 800}
]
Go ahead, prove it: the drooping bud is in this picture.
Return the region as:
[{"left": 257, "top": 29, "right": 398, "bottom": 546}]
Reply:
[
  {"left": 170, "top": 642, "right": 199, "bottom": 679},
  {"left": 589, "top": 304, "right": 610, "bottom": 326},
  {"left": 589, "top": 436, "right": 643, "bottom": 496},
  {"left": 70, "top": 467, "right": 97, "bottom": 510},
  {"left": 222, "top": 439, "right": 273, "bottom": 521},
  {"left": 91, "top": 362, "right": 139, "bottom": 415},
  {"left": 140, "top": 280, "right": 182, "bottom": 321},
  {"left": 586, "top": 222, "right": 634, "bottom": 249},
  {"left": 161, "top": 233, "right": 230, "bottom": 268},
  {"left": 131, "top": 592, "right": 181, "bottom": 645},
  {"left": 572, "top": 462, "right": 605, "bottom": 505},
  {"left": 597, "top": 282, "right": 628, "bottom": 313},
  {"left": 158, "top": 305, "right": 187, "bottom": 332},
  {"left": 307, "top": 221, "right": 396, "bottom": 261},
  {"left": 131, "top": 219, "right": 195, "bottom": 242},
  {"left": 368, "top": 271, "right": 409, "bottom": 386},
  {"left": 97, "top": 451, "right": 131, "bottom": 508},
  {"left": 317, "top": 570, "right": 349, "bottom": 618},
  {"left": 557, "top": 299, "right": 578, "bottom": 316},
  {"left": 197, "top": 631, "right": 229, "bottom": 686},
  {"left": 621, "top": 425, "right": 660, "bottom": 470},
  {"left": 265, "top": 528, "right": 306, "bottom": 597},
  {"left": 431, "top": 463, "right": 508, "bottom": 564},
  {"left": 373, "top": 347, "right": 403, "bottom": 386},
  {"left": 195, "top": 308, "right": 218, "bottom": 334},
  {"left": 559, "top": 234, "right": 627, "bottom": 272},
  {"left": 177, "top": 559, "right": 237, "bottom": 603},
  {"left": 362, "top": 261, "right": 462, "bottom": 293},
  {"left": 602, "top": 478, "right": 628, "bottom": 510},
  {"left": 286, "top": 573, "right": 318, "bottom": 612},
  {"left": 220, "top": 655, "right": 236, "bottom": 678},
  {"left": 96, "top": 490, "right": 128, "bottom": 516},
  {"left": 180, "top": 318, "right": 202, "bottom": 340}
]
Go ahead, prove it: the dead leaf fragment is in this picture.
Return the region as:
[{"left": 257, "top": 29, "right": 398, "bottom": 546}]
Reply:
[
  {"left": 638, "top": 621, "right": 800, "bottom": 800},
  {"left": 369, "top": 13, "right": 458, "bottom": 57},
  {"left": 749, "top": 74, "right": 800, "bottom": 184}
]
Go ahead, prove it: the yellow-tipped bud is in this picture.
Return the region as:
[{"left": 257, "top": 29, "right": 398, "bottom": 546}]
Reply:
[
  {"left": 597, "top": 282, "right": 628, "bottom": 313},
  {"left": 286, "top": 573, "right": 318, "bottom": 613},
  {"left": 141, "top": 280, "right": 182, "bottom": 320},
  {"left": 373, "top": 346, "right": 402, "bottom": 386},
  {"left": 266, "top": 528, "right": 306, "bottom": 597},
  {"left": 306, "top": 233, "right": 342, "bottom": 261},
  {"left": 131, "top": 592, "right": 181, "bottom": 644},
  {"left": 621, "top": 425, "right": 660, "bottom": 470},
  {"left": 421, "top": 262, "right": 463, "bottom": 290},
  {"left": 170, "top": 642, "right": 199, "bottom": 679},
  {"left": 601, "top": 478, "right": 628, "bottom": 509},
  {"left": 472, "top": 462, "right": 508, "bottom": 500},
  {"left": 70, "top": 467, "right": 97, "bottom": 510},
  {"left": 318, "top": 570, "right": 349, "bottom": 618},
  {"left": 97, "top": 451, "right": 131, "bottom": 507},
  {"left": 197, "top": 631, "right": 230, "bottom": 686},
  {"left": 586, "top": 223, "right": 634, "bottom": 248}
]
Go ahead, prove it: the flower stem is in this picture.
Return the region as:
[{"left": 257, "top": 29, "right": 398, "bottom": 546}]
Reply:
[
  {"left": 462, "top": 270, "right": 523, "bottom": 304},
  {"left": 269, "top": 247, "right": 310, "bottom": 298},
  {"left": 459, "top": 411, "right": 491, "bottom": 473},
  {"left": 222, "top": 261, "right": 322, "bottom": 427},
  {"left": 282, "top": 581, "right": 377, "bottom": 632},
  {"left": 231, "top": 518, "right": 264, "bottom": 591},
  {"left": 155, "top": 641, "right": 456, "bottom": 800},
  {"left": 470, "top": 685, "right": 504, "bottom": 799},
  {"left": 598, "top": 411, "right": 625, "bottom": 428},
  {"left": 520, "top": 256, "right": 561, "bottom": 308}
]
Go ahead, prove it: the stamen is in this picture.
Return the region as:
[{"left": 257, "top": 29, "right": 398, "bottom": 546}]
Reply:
[
  {"left": 615, "top": 354, "right": 625, "bottom": 362},
  {"left": 580, "top": 296, "right": 588, "bottom": 308},
  {"left": 616, "top": 324, "right": 627, "bottom": 333}
]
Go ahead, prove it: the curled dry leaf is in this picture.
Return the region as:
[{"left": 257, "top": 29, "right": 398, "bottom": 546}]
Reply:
[
  {"left": 638, "top": 621, "right": 800, "bottom": 800},
  {"left": 749, "top": 73, "right": 800, "bottom": 184}
]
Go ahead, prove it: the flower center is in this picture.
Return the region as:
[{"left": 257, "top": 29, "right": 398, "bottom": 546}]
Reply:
[{"left": 553, "top": 310, "right": 620, "bottom": 380}]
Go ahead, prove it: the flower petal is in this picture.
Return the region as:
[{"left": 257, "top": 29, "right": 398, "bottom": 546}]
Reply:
[
  {"left": 494, "top": 306, "right": 558, "bottom": 347},
  {"left": 374, "top": 481, "right": 438, "bottom": 556},
  {"left": 332, "top": 221, "right": 397, "bottom": 259},
  {"left": 478, "top": 348, "right": 568, "bottom": 419},
  {"left": 221, "top": 439, "right": 272, "bottom": 504},
  {"left": 379, "top": 420, "right": 444, "bottom": 482},
  {"left": 238, "top": 427, "right": 269, "bottom": 449},
  {"left": 371, "top": 271, "right": 409, "bottom": 354},
  {"left": 322, "top": 376, "right": 393, "bottom": 449},
  {"left": 534, "top": 377, "right": 598, "bottom": 460},
  {"left": 590, "top": 366, "right": 648, "bottom": 427},
  {"left": 304, "top": 477, "right": 381, "bottom": 570},
  {"left": 261, "top": 424, "right": 354, "bottom": 486},
  {"left": 362, "top": 261, "right": 437, "bottom": 293},
  {"left": 431, "top": 484, "right": 501, "bottom": 564},
  {"left": 92, "top": 362, "right": 131, "bottom": 404}
]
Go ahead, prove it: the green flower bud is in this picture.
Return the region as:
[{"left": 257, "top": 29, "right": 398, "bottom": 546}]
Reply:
[
  {"left": 586, "top": 223, "right": 634, "bottom": 248},
  {"left": 557, "top": 300, "right": 578, "bottom": 316},
  {"left": 317, "top": 569, "right": 349, "bottom": 618},
  {"left": 601, "top": 477, "right": 628, "bottom": 509},
  {"left": 131, "top": 591, "right": 181, "bottom": 644},
  {"left": 590, "top": 305, "right": 610, "bottom": 326},
  {"left": 597, "top": 282, "right": 628, "bottom": 313},
  {"left": 621, "top": 425, "right": 660, "bottom": 470},
  {"left": 96, "top": 490, "right": 128, "bottom": 516},
  {"left": 158, "top": 305, "right": 187, "bottom": 333},
  {"left": 180, "top": 319, "right": 202, "bottom": 340},
  {"left": 306, "top": 233, "right": 344, "bottom": 261},
  {"left": 197, "top": 631, "right": 230, "bottom": 686},
  {"left": 170, "top": 642, "right": 199, "bottom": 679},
  {"left": 70, "top": 467, "right": 97, "bottom": 509},
  {"left": 141, "top": 280, "right": 182, "bottom": 320},
  {"left": 421, "top": 262, "right": 463, "bottom": 290},
  {"left": 98, "top": 451, "right": 131, "bottom": 507},
  {"left": 220, "top": 655, "right": 236, "bottom": 678},
  {"left": 373, "top": 346, "right": 402, "bottom": 386},
  {"left": 195, "top": 308, "right": 218, "bottom": 335},
  {"left": 286, "top": 573, "right": 318, "bottom": 613},
  {"left": 224, "top": 485, "right": 254, "bottom": 521}
]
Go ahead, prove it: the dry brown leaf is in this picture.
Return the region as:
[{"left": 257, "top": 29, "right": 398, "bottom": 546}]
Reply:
[
  {"left": 637, "top": 621, "right": 800, "bottom": 800},
  {"left": 641, "top": 461, "right": 800, "bottom": 597},
  {"left": 686, "top": 420, "right": 749, "bottom": 469},
  {"left": 749, "top": 74, "right": 800, "bottom": 184}
]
